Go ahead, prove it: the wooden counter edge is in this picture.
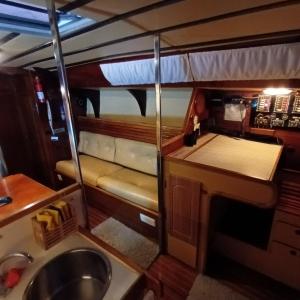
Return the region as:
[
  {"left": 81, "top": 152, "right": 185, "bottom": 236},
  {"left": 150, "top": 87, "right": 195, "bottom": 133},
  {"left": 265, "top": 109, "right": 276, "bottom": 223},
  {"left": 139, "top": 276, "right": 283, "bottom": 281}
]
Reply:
[
  {"left": 167, "top": 133, "right": 217, "bottom": 159},
  {"left": 0, "top": 193, "right": 60, "bottom": 228},
  {"left": 164, "top": 155, "right": 277, "bottom": 186},
  {"left": 0, "top": 182, "right": 81, "bottom": 228}
]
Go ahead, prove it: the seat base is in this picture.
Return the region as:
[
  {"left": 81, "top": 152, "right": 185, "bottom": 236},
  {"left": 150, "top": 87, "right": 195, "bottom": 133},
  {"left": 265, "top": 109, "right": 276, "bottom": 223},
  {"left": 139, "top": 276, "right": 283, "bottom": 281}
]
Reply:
[
  {"left": 56, "top": 173, "right": 159, "bottom": 240},
  {"left": 86, "top": 184, "right": 159, "bottom": 240}
]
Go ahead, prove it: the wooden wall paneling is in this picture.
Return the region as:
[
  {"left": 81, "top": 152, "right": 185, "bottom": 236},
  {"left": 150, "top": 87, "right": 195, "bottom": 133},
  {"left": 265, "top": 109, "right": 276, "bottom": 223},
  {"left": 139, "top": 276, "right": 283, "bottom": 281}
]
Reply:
[
  {"left": 67, "top": 63, "right": 110, "bottom": 88},
  {"left": 162, "top": 133, "right": 185, "bottom": 156},
  {"left": 183, "top": 88, "right": 208, "bottom": 136},
  {"left": 78, "top": 116, "right": 156, "bottom": 143},
  {"left": 28, "top": 69, "right": 71, "bottom": 187},
  {"left": 77, "top": 116, "right": 181, "bottom": 145},
  {"left": 0, "top": 72, "right": 42, "bottom": 180},
  {"left": 194, "top": 88, "right": 209, "bottom": 121},
  {"left": 183, "top": 88, "right": 197, "bottom": 135},
  {"left": 13, "top": 73, "right": 51, "bottom": 183},
  {"left": 275, "top": 130, "right": 300, "bottom": 171},
  {"left": 167, "top": 175, "right": 201, "bottom": 245}
]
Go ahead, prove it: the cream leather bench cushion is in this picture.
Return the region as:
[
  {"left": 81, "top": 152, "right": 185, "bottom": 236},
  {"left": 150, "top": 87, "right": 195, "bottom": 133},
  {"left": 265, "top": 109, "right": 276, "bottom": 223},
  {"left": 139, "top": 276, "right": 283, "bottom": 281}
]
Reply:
[
  {"left": 56, "top": 155, "right": 122, "bottom": 186},
  {"left": 115, "top": 138, "right": 157, "bottom": 176},
  {"left": 78, "top": 131, "right": 115, "bottom": 162},
  {"left": 96, "top": 168, "right": 158, "bottom": 211}
]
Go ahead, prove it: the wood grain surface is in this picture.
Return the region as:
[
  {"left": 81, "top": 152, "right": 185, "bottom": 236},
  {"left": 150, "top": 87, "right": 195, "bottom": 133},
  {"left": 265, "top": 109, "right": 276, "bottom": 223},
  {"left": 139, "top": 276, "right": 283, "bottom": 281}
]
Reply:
[
  {"left": 185, "top": 135, "right": 282, "bottom": 181},
  {"left": 0, "top": 174, "right": 57, "bottom": 227}
]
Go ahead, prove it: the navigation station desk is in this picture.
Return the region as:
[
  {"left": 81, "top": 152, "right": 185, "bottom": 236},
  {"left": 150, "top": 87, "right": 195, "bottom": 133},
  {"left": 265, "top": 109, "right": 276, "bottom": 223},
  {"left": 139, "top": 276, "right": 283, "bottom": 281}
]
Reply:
[{"left": 164, "top": 133, "right": 283, "bottom": 271}]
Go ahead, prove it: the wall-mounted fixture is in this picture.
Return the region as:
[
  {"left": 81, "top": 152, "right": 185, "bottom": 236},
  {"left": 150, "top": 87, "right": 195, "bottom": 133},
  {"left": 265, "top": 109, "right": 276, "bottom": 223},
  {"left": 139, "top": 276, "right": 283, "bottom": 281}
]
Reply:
[{"left": 263, "top": 88, "right": 292, "bottom": 95}]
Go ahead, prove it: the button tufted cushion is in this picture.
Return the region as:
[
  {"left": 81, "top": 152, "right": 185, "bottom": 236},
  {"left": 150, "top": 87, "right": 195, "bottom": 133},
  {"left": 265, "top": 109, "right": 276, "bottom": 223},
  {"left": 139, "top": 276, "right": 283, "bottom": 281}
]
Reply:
[
  {"left": 115, "top": 138, "right": 157, "bottom": 175},
  {"left": 56, "top": 155, "right": 123, "bottom": 186},
  {"left": 96, "top": 168, "right": 158, "bottom": 211},
  {"left": 78, "top": 131, "right": 116, "bottom": 162}
]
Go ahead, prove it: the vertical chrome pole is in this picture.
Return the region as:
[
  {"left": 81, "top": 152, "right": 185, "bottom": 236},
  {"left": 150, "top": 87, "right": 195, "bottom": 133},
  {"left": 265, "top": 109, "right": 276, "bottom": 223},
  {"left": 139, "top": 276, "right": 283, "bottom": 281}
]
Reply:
[
  {"left": 154, "top": 34, "right": 164, "bottom": 251},
  {"left": 46, "top": 0, "right": 88, "bottom": 228}
]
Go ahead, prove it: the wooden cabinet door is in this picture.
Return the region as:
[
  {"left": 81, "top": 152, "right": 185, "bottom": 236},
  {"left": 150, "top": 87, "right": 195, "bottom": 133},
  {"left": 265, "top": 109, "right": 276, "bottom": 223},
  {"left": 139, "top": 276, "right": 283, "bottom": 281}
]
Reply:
[{"left": 167, "top": 175, "right": 201, "bottom": 245}]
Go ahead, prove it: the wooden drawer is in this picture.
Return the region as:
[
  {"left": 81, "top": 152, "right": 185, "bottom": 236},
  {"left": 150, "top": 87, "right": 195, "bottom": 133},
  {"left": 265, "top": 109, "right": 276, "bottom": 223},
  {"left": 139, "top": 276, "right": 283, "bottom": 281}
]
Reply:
[
  {"left": 274, "top": 210, "right": 300, "bottom": 227},
  {"left": 272, "top": 221, "right": 300, "bottom": 249},
  {"left": 270, "top": 242, "right": 300, "bottom": 290}
]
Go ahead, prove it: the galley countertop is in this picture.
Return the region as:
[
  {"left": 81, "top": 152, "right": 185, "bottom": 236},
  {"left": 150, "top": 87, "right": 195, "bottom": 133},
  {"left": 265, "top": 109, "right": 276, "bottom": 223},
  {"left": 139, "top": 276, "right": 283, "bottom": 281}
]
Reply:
[
  {"left": 0, "top": 174, "right": 57, "bottom": 227},
  {"left": 0, "top": 214, "right": 141, "bottom": 300}
]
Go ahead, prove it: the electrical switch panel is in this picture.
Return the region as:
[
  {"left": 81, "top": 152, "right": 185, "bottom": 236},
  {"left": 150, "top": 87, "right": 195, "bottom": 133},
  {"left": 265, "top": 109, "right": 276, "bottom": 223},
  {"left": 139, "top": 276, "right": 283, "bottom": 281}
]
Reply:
[
  {"left": 256, "top": 95, "right": 272, "bottom": 112},
  {"left": 253, "top": 93, "right": 300, "bottom": 130}
]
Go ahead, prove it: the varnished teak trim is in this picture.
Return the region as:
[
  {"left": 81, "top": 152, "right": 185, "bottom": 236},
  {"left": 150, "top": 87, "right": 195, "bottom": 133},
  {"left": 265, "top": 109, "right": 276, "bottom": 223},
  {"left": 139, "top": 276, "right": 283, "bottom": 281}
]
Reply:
[
  {"left": 0, "top": 174, "right": 59, "bottom": 227},
  {"left": 78, "top": 116, "right": 181, "bottom": 145}
]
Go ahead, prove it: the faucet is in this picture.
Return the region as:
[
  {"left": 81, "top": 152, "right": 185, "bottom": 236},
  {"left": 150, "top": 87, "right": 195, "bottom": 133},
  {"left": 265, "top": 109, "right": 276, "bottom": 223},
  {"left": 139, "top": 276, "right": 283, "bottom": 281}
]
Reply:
[{"left": 0, "top": 252, "right": 33, "bottom": 296}]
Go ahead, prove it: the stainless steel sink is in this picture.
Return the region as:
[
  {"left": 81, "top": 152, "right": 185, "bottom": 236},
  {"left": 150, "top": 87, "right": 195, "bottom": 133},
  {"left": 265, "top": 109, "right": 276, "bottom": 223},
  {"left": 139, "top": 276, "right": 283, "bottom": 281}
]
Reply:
[{"left": 23, "top": 248, "right": 112, "bottom": 300}]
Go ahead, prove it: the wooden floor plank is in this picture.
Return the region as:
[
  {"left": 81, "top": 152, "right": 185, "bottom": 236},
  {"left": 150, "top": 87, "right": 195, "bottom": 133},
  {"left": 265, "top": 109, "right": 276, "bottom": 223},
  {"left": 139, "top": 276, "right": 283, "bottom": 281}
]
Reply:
[
  {"left": 87, "top": 205, "right": 108, "bottom": 228},
  {"left": 148, "top": 255, "right": 197, "bottom": 298}
]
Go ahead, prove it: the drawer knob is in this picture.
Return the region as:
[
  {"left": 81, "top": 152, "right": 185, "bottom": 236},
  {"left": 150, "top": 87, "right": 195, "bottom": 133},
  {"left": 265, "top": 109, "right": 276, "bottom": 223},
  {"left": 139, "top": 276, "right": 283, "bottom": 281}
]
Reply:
[
  {"left": 290, "top": 250, "right": 297, "bottom": 256},
  {"left": 295, "top": 229, "right": 300, "bottom": 235}
]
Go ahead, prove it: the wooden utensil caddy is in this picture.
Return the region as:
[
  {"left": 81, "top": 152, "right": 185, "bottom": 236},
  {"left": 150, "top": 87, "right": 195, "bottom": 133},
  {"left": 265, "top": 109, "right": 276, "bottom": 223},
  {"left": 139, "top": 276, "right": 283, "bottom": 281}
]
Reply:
[{"left": 32, "top": 205, "right": 77, "bottom": 250}]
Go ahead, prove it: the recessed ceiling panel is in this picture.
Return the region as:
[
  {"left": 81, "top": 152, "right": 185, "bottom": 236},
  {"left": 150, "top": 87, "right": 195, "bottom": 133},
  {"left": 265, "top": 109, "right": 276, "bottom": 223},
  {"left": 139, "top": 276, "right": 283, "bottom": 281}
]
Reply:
[
  {"left": 61, "top": 20, "right": 145, "bottom": 52},
  {"left": 72, "top": 0, "right": 159, "bottom": 19},
  {"left": 0, "top": 34, "right": 49, "bottom": 64},
  {"left": 162, "top": 4, "right": 300, "bottom": 47},
  {"left": 34, "top": 36, "right": 169, "bottom": 69},
  {"left": 2, "top": 0, "right": 300, "bottom": 69},
  {"left": 128, "top": 0, "right": 283, "bottom": 31},
  {"left": 6, "top": 20, "right": 147, "bottom": 67}
]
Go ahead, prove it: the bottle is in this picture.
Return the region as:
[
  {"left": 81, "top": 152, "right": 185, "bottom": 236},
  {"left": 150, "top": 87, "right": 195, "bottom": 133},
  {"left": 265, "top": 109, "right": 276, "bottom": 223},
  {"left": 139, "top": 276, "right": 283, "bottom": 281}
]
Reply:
[{"left": 34, "top": 76, "right": 46, "bottom": 103}]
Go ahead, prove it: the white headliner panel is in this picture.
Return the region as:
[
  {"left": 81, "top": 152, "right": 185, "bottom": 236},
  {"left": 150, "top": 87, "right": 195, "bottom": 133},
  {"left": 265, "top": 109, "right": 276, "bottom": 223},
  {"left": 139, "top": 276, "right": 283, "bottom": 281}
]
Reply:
[
  {"left": 163, "top": 4, "right": 300, "bottom": 46},
  {"left": 1, "top": 0, "right": 300, "bottom": 68},
  {"left": 129, "top": 0, "right": 283, "bottom": 30},
  {"left": 72, "top": 0, "right": 159, "bottom": 19},
  {"left": 35, "top": 37, "right": 169, "bottom": 69},
  {"left": 6, "top": 21, "right": 148, "bottom": 67},
  {"left": 0, "top": 35, "right": 49, "bottom": 64},
  {"left": 61, "top": 21, "right": 145, "bottom": 52}
]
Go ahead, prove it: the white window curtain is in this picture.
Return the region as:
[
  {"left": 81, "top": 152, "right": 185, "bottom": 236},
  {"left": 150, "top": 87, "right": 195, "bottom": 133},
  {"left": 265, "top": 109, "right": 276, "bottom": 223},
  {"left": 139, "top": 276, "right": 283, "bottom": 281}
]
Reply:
[
  {"left": 189, "top": 43, "right": 300, "bottom": 81},
  {"left": 100, "top": 54, "right": 193, "bottom": 85}
]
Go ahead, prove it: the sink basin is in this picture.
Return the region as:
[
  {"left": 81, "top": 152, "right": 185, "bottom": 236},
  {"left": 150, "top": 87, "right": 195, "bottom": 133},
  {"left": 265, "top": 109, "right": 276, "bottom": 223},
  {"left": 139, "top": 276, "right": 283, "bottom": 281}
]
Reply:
[{"left": 23, "top": 248, "right": 111, "bottom": 300}]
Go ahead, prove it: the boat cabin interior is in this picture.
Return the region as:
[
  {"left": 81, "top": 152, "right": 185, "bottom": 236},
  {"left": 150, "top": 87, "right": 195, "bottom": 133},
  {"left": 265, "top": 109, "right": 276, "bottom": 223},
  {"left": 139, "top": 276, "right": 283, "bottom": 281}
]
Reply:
[{"left": 1, "top": 1, "right": 300, "bottom": 299}]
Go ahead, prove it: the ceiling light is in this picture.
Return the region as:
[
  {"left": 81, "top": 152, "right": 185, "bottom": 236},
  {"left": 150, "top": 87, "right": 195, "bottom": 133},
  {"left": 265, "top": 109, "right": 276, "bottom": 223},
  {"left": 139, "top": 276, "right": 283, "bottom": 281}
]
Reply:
[{"left": 263, "top": 88, "right": 292, "bottom": 95}]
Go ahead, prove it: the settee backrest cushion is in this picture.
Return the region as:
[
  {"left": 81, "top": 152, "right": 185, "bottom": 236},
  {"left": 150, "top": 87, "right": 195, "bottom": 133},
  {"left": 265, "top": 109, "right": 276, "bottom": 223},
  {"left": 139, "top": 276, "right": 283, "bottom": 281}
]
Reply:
[
  {"left": 78, "top": 131, "right": 115, "bottom": 162},
  {"left": 115, "top": 138, "right": 157, "bottom": 176}
]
